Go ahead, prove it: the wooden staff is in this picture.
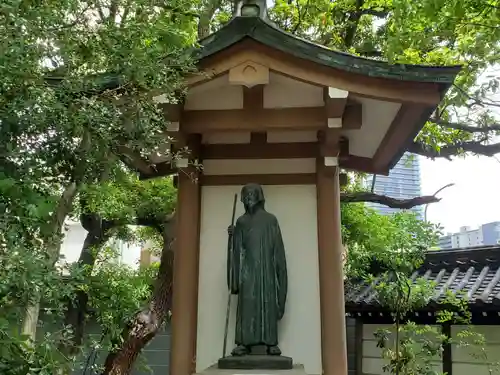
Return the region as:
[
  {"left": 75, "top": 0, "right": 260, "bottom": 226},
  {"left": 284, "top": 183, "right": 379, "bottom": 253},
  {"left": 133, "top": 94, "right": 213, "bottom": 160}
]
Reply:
[{"left": 222, "top": 193, "right": 238, "bottom": 358}]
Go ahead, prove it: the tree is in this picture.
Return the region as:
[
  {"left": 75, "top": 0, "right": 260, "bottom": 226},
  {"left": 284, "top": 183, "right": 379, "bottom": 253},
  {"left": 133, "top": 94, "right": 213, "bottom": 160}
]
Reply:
[
  {"left": 78, "top": 176, "right": 178, "bottom": 374},
  {"left": 0, "top": 0, "right": 196, "bottom": 340},
  {"left": 61, "top": 174, "right": 176, "bottom": 355}
]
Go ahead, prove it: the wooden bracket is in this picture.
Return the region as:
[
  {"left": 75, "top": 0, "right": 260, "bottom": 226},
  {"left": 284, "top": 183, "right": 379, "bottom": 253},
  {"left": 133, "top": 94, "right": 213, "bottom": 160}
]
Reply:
[{"left": 324, "top": 87, "right": 348, "bottom": 128}]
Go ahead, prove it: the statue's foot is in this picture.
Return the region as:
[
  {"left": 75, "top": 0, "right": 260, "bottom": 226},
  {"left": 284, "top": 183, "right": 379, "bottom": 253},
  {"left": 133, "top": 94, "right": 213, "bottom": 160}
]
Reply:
[
  {"left": 231, "top": 345, "right": 249, "bottom": 356},
  {"left": 267, "top": 345, "right": 281, "bottom": 356}
]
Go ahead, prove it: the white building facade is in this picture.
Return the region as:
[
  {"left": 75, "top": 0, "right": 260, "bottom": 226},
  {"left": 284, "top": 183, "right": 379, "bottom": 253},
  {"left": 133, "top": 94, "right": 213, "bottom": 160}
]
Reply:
[
  {"left": 59, "top": 221, "right": 142, "bottom": 268},
  {"left": 439, "top": 222, "right": 500, "bottom": 249}
]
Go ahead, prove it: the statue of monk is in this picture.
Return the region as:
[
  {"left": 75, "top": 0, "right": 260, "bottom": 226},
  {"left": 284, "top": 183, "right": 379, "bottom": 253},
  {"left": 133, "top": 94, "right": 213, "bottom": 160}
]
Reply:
[{"left": 227, "top": 183, "right": 288, "bottom": 356}]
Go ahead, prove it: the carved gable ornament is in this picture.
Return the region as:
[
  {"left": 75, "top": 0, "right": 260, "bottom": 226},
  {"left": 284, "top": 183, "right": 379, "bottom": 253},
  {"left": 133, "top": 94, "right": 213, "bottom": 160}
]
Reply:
[{"left": 229, "top": 60, "right": 270, "bottom": 87}]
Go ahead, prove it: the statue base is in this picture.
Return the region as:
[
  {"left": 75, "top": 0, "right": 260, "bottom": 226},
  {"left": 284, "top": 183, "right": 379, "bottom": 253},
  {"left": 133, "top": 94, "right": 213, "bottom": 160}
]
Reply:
[
  {"left": 198, "top": 364, "right": 305, "bottom": 375},
  {"left": 218, "top": 355, "right": 293, "bottom": 370}
]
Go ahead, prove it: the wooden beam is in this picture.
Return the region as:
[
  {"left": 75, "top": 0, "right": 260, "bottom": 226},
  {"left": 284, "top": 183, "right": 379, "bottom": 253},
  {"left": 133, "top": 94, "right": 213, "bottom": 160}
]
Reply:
[
  {"left": 200, "top": 173, "right": 316, "bottom": 186},
  {"left": 162, "top": 103, "right": 182, "bottom": 132},
  {"left": 372, "top": 103, "right": 431, "bottom": 171},
  {"left": 250, "top": 132, "right": 267, "bottom": 145},
  {"left": 139, "top": 153, "right": 385, "bottom": 179},
  {"left": 342, "top": 102, "right": 362, "bottom": 130},
  {"left": 201, "top": 142, "right": 319, "bottom": 159},
  {"left": 246, "top": 87, "right": 267, "bottom": 146},
  {"left": 201, "top": 132, "right": 351, "bottom": 159},
  {"left": 243, "top": 85, "right": 264, "bottom": 109},
  {"left": 174, "top": 104, "right": 362, "bottom": 134},
  {"left": 318, "top": 128, "right": 341, "bottom": 158},
  {"left": 340, "top": 155, "right": 387, "bottom": 175},
  {"left": 180, "top": 107, "right": 327, "bottom": 132},
  {"left": 339, "top": 137, "right": 350, "bottom": 160},
  {"left": 177, "top": 106, "right": 363, "bottom": 133}
]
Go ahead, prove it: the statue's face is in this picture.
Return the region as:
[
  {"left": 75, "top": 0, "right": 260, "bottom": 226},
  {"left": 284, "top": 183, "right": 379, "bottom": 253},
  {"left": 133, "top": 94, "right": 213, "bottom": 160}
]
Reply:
[{"left": 241, "top": 185, "right": 260, "bottom": 209}]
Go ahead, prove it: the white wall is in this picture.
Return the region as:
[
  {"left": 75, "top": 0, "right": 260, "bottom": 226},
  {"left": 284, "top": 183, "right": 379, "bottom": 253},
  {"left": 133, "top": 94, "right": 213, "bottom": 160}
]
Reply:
[
  {"left": 59, "top": 222, "right": 89, "bottom": 264},
  {"left": 362, "top": 324, "right": 443, "bottom": 375},
  {"left": 452, "top": 325, "right": 500, "bottom": 375},
  {"left": 59, "top": 222, "right": 142, "bottom": 268},
  {"left": 196, "top": 185, "right": 322, "bottom": 374}
]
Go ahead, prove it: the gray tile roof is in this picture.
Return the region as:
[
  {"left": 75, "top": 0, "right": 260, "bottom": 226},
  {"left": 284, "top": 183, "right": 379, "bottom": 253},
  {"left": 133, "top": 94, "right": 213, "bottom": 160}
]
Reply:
[{"left": 345, "top": 246, "right": 500, "bottom": 311}]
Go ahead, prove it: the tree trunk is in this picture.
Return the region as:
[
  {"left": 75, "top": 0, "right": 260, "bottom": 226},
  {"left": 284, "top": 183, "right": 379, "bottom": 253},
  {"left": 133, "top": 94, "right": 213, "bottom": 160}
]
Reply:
[
  {"left": 197, "top": 0, "right": 223, "bottom": 39},
  {"left": 101, "top": 215, "right": 175, "bottom": 375},
  {"left": 63, "top": 213, "right": 114, "bottom": 354},
  {"left": 21, "top": 302, "right": 41, "bottom": 338},
  {"left": 63, "top": 211, "right": 167, "bottom": 356},
  {"left": 22, "top": 182, "right": 78, "bottom": 340}
]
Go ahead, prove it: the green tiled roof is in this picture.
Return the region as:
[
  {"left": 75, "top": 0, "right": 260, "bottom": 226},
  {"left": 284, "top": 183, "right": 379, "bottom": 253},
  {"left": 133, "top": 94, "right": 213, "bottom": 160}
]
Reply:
[{"left": 195, "top": 16, "right": 461, "bottom": 84}]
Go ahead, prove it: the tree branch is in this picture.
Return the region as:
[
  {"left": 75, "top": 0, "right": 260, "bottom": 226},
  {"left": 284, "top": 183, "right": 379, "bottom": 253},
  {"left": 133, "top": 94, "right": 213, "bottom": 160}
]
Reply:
[
  {"left": 340, "top": 183, "right": 454, "bottom": 209},
  {"left": 343, "top": 0, "right": 364, "bottom": 48},
  {"left": 408, "top": 140, "right": 500, "bottom": 159},
  {"left": 340, "top": 192, "right": 440, "bottom": 209},
  {"left": 432, "top": 119, "right": 500, "bottom": 133},
  {"left": 359, "top": 8, "right": 390, "bottom": 17},
  {"left": 115, "top": 145, "right": 156, "bottom": 175}
]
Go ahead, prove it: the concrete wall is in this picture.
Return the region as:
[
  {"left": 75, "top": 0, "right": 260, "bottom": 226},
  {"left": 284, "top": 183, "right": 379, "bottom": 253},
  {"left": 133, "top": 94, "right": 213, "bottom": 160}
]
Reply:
[
  {"left": 361, "top": 323, "right": 500, "bottom": 375},
  {"left": 451, "top": 325, "right": 500, "bottom": 375},
  {"left": 196, "top": 184, "right": 322, "bottom": 374},
  {"left": 39, "top": 315, "right": 171, "bottom": 375},
  {"left": 361, "top": 324, "right": 443, "bottom": 375}
]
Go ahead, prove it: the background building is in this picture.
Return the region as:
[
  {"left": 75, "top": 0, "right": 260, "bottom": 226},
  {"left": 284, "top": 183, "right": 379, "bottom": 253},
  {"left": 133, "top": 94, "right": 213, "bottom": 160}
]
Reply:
[
  {"left": 438, "top": 222, "right": 500, "bottom": 249},
  {"left": 366, "top": 153, "right": 424, "bottom": 219}
]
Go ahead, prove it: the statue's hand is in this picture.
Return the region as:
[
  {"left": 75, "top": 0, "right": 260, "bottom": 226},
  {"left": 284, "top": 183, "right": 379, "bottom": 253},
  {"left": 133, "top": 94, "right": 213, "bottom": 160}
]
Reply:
[{"left": 227, "top": 225, "right": 235, "bottom": 235}]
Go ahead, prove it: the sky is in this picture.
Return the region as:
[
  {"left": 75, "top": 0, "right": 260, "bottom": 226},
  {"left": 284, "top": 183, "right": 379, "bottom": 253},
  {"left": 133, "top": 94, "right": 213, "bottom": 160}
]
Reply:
[
  {"left": 420, "top": 65, "right": 500, "bottom": 234},
  {"left": 420, "top": 154, "right": 500, "bottom": 234}
]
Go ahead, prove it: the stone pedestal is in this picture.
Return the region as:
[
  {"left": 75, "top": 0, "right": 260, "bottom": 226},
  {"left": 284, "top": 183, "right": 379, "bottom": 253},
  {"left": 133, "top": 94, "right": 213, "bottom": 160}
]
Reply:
[
  {"left": 198, "top": 364, "right": 306, "bottom": 375},
  {"left": 218, "top": 355, "right": 293, "bottom": 370}
]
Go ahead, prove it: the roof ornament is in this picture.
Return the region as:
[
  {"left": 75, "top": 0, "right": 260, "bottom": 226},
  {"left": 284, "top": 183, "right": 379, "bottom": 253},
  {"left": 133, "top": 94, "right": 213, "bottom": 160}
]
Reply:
[{"left": 233, "top": 0, "right": 269, "bottom": 20}]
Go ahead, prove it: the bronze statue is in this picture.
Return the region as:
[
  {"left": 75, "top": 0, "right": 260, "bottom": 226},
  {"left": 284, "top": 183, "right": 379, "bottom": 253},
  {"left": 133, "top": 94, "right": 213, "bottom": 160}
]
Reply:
[{"left": 227, "top": 183, "right": 288, "bottom": 357}]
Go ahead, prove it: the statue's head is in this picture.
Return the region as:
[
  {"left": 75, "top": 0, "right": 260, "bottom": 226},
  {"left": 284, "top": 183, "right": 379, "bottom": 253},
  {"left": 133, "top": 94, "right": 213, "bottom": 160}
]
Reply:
[{"left": 241, "top": 183, "right": 265, "bottom": 212}]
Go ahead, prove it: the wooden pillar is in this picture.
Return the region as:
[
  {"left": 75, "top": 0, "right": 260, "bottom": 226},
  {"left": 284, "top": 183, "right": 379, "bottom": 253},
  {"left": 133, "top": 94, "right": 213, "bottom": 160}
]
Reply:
[
  {"left": 170, "top": 155, "right": 201, "bottom": 374},
  {"left": 316, "top": 160, "right": 348, "bottom": 375},
  {"left": 442, "top": 323, "right": 452, "bottom": 375}
]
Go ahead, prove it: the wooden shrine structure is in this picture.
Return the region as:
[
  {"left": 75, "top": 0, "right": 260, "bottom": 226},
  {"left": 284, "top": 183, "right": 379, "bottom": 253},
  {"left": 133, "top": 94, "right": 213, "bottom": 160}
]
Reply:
[{"left": 139, "top": 1, "right": 461, "bottom": 375}]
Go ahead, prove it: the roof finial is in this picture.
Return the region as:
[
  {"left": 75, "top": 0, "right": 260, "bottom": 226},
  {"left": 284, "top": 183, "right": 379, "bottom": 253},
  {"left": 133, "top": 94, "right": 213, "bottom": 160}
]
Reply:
[{"left": 233, "top": 0, "right": 269, "bottom": 20}]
